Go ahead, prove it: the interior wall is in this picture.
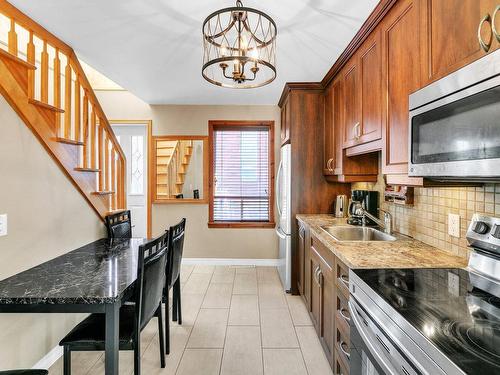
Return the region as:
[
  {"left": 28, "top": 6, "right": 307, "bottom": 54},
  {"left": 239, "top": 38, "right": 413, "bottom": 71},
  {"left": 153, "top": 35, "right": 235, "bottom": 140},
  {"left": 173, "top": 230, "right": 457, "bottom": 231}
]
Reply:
[
  {"left": 97, "top": 90, "right": 280, "bottom": 259},
  {"left": 0, "top": 95, "right": 105, "bottom": 369}
]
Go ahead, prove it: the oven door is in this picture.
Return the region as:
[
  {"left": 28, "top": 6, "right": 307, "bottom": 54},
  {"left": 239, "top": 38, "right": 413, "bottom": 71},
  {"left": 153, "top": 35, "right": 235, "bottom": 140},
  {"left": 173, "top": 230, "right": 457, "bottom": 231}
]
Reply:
[{"left": 349, "top": 299, "right": 421, "bottom": 375}]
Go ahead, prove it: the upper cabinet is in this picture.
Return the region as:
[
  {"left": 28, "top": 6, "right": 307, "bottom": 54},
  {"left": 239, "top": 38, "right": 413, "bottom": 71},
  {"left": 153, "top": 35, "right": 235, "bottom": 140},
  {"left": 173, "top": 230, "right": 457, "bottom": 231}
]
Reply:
[
  {"left": 421, "top": 0, "right": 500, "bottom": 85},
  {"left": 280, "top": 94, "right": 291, "bottom": 146}
]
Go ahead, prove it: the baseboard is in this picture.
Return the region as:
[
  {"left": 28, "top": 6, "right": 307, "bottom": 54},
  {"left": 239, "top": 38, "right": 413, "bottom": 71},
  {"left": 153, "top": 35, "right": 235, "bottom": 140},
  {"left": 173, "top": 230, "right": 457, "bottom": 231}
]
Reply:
[
  {"left": 182, "top": 258, "right": 280, "bottom": 266},
  {"left": 32, "top": 345, "right": 62, "bottom": 369}
]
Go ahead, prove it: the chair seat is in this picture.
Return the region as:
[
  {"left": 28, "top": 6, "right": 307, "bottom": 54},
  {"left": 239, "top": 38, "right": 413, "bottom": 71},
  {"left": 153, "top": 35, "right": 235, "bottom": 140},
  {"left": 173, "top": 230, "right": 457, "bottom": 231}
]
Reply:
[
  {"left": 59, "top": 305, "right": 136, "bottom": 348},
  {"left": 0, "top": 371, "right": 48, "bottom": 375}
]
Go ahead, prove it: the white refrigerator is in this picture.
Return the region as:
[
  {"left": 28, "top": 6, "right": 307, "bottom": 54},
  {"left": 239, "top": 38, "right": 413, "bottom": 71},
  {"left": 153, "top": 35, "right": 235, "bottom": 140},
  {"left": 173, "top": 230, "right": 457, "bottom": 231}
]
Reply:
[{"left": 275, "top": 144, "right": 291, "bottom": 292}]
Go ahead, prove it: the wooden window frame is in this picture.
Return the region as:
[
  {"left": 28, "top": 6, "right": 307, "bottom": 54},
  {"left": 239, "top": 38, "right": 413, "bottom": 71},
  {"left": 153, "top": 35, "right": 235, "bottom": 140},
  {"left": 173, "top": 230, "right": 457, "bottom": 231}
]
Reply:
[{"left": 208, "top": 120, "right": 275, "bottom": 229}]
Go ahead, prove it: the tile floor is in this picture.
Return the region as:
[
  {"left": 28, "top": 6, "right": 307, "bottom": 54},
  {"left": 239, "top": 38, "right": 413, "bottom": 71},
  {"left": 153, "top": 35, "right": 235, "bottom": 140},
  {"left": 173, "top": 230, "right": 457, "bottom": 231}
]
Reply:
[{"left": 48, "top": 265, "right": 333, "bottom": 375}]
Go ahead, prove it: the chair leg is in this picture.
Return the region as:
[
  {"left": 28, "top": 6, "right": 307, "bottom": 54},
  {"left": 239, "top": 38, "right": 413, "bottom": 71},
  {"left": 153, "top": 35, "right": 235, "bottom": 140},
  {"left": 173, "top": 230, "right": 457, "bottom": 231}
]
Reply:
[
  {"left": 134, "top": 336, "right": 141, "bottom": 375},
  {"left": 172, "top": 286, "right": 178, "bottom": 322},
  {"left": 175, "top": 278, "right": 182, "bottom": 325},
  {"left": 157, "top": 304, "right": 166, "bottom": 368},
  {"left": 63, "top": 346, "right": 71, "bottom": 375},
  {"left": 165, "top": 291, "right": 170, "bottom": 354}
]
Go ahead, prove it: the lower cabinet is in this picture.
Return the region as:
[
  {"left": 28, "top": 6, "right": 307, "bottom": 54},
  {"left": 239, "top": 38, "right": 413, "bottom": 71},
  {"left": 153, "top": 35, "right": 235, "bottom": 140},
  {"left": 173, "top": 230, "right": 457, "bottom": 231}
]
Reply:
[{"left": 298, "top": 225, "right": 351, "bottom": 372}]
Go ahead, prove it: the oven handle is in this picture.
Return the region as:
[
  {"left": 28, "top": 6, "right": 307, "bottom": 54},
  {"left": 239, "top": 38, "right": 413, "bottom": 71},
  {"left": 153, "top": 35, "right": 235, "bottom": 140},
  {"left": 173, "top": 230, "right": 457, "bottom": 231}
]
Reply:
[{"left": 348, "top": 300, "right": 399, "bottom": 375}]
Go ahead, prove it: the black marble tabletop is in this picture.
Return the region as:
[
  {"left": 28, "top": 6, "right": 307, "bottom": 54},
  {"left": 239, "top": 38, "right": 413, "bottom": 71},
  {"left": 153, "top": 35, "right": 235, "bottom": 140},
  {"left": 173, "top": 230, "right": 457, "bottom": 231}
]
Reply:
[{"left": 0, "top": 238, "right": 146, "bottom": 305}]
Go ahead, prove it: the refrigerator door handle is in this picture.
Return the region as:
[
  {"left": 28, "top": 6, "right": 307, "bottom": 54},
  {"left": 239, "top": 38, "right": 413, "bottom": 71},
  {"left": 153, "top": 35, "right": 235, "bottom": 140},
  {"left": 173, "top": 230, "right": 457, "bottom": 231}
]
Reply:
[
  {"left": 275, "top": 227, "right": 286, "bottom": 239},
  {"left": 275, "top": 159, "right": 283, "bottom": 218}
]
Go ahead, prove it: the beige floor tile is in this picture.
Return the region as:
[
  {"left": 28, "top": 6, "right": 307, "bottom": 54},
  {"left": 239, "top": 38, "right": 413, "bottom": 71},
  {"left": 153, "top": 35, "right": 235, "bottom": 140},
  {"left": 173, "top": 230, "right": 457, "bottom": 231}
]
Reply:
[
  {"left": 85, "top": 351, "right": 134, "bottom": 375},
  {"left": 180, "top": 264, "right": 195, "bottom": 282},
  {"left": 296, "top": 326, "right": 333, "bottom": 375},
  {"left": 48, "top": 357, "right": 63, "bottom": 375},
  {"left": 187, "top": 308, "right": 229, "bottom": 348},
  {"left": 260, "top": 308, "right": 299, "bottom": 348},
  {"left": 235, "top": 266, "right": 257, "bottom": 274},
  {"left": 212, "top": 266, "right": 236, "bottom": 283},
  {"left": 220, "top": 326, "right": 263, "bottom": 375},
  {"left": 177, "top": 293, "right": 205, "bottom": 326},
  {"left": 202, "top": 282, "right": 233, "bottom": 308},
  {"left": 263, "top": 349, "right": 308, "bottom": 375},
  {"left": 228, "top": 294, "right": 260, "bottom": 326},
  {"left": 258, "top": 284, "right": 287, "bottom": 310},
  {"left": 182, "top": 273, "right": 212, "bottom": 295},
  {"left": 256, "top": 267, "right": 281, "bottom": 284},
  {"left": 233, "top": 273, "right": 258, "bottom": 295},
  {"left": 286, "top": 295, "right": 313, "bottom": 326},
  {"left": 176, "top": 349, "right": 222, "bottom": 375},
  {"left": 49, "top": 351, "right": 103, "bottom": 375},
  {"left": 192, "top": 265, "right": 215, "bottom": 274}
]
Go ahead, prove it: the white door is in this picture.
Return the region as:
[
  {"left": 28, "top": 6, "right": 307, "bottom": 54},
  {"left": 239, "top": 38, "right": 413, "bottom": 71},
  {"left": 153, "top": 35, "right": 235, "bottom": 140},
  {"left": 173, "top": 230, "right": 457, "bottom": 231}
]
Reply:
[{"left": 112, "top": 124, "right": 147, "bottom": 238}]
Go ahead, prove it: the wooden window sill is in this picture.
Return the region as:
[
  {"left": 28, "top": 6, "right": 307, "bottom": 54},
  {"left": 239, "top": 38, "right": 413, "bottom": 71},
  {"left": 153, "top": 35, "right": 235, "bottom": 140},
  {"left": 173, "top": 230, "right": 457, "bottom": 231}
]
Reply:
[{"left": 208, "top": 221, "right": 276, "bottom": 229}]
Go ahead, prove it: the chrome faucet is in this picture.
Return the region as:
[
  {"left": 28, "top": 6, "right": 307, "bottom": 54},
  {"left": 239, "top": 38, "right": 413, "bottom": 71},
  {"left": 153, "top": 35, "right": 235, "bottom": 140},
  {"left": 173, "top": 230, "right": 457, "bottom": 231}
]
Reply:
[{"left": 352, "top": 202, "right": 393, "bottom": 234}]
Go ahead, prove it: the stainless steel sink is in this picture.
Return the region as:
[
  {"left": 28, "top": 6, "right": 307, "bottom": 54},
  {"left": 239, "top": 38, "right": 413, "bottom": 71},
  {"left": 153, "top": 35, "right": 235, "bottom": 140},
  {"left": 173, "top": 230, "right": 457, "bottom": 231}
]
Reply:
[{"left": 320, "top": 225, "right": 397, "bottom": 242}]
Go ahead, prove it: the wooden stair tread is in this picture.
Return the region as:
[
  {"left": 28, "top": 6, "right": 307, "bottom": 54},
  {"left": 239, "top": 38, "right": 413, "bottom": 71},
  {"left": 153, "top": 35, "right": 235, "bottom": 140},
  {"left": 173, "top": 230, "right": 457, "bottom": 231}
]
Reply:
[
  {"left": 0, "top": 49, "right": 36, "bottom": 70},
  {"left": 74, "top": 167, "right": 100, "bottom": 172},
  {"left": 55, "top": 137, "right": 84, "bottom": 146},
  {"left": 91, "top": 191, "right": 115, "bottom": 195},
  {"left": 29, "top": 98, "right": 65, "bottom": 113}
]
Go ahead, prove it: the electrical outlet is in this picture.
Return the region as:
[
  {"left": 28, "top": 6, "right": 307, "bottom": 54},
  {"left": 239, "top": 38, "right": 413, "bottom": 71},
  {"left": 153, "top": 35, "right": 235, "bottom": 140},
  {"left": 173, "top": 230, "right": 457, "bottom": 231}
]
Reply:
[
  {"left": 0, "top": 214, "right": 7, "bottom": 237},
  {"left": 448, "top": 272, "right": 460, "bottom": 296},
  {"left": 448, "top": 213, "right": 460, "bottom": 238}
]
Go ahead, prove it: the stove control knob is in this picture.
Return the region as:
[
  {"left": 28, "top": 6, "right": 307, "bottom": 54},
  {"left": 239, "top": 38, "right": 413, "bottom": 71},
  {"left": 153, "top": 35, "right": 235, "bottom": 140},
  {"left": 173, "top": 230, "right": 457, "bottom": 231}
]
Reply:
[
  {"left": 492, "top": 225, "right": 500, "bottom": 239},
  {"left": 472, "top": 221, "right": 490, "bottom": 235}
]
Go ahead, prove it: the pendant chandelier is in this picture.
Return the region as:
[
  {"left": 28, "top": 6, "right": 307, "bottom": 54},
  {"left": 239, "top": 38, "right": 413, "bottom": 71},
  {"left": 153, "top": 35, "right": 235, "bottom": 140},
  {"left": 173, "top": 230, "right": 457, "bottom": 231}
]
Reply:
[{"left": 202, "top": 0, "right": 277, "bottom": 89}]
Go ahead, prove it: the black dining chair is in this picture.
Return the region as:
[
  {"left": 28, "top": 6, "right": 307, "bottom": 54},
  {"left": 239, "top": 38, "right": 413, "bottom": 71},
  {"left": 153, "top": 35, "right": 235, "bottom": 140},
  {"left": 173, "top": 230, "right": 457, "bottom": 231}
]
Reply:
[
  {"left": 105, "top": 210, "right": 132, "bottom": 239},
  {"left": 59, "top": 233, "right": 168, "bottom": 375},
  {"left": 163, "top": 218, "right": 186, "bottom": 355},
  {"left": 0, "top": 371, "right": 48, "bottom": 375}
]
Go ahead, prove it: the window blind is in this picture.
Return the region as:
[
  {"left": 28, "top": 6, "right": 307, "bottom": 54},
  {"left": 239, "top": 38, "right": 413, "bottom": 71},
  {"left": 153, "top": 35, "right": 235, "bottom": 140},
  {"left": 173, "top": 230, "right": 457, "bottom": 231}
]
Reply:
[{"left": 212, "top": 127, "right": 270, "bottom": 222}]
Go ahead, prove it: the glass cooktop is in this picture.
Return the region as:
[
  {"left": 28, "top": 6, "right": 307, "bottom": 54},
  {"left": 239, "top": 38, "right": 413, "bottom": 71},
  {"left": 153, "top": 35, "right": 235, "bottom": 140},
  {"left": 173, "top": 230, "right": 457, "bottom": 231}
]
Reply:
[{"left": 353, "top": 268, "right": 500, "bottom": 375}]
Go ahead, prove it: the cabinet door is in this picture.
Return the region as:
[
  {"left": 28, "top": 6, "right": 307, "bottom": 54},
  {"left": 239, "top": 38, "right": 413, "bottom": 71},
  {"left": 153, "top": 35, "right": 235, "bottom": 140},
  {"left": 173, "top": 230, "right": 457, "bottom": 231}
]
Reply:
[
  {"left": 342, "top": 61, "right": 361, "bottom": 149},
  {"left": 422, "top": 0, "right": 498, "bottom": 84},
  {"left": 303, "top": 226, "right": 311, "bottom": 308},
  {"left": 358, "top": 29, "right": 383, "bottom": 144},
  {"left": 309, "top": 248, "right": 321, "bottom": 334},
  {"left": 297, "top": 222, "right": 305, "bottom": 296},
  {"left": 280, "top": 95, "right": 291, "bottom": 145},
  {"left": 323, "top": 84, "right": 335, "bottom": 175},
  {"left": 381, "top": 0, "right": 422, "bottom": 175},
  {"left": 319, "top": 257, "right": 335, "bottom": 366}
]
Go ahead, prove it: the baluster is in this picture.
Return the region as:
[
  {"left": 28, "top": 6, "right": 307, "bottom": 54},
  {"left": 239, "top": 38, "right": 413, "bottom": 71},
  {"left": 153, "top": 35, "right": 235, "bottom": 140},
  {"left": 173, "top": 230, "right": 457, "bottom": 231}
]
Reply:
[
  {"left": 53, "top": 49, "right": 61, "bottom": 129},
  {"left": 74, "top": 77, "right": 81, "bottom": 143},
  {"left": 64, "top": 59, "right": 72, "bottom": 139},
  {"left": 121, "top": 158, "right": 126, "bottom": 207},
  {"left": 27, "top": 31, "right": 35, "bottom": 99},
  {"left": 90, "top": 110, "right": 97, "bottom": 169},
  {"left": 8, "top": 19, "right": 17, "bottom": 56},
  {"left": 98, "top": 120, "right": 103, "bottom": 191},
  {"left": 41, "top": 41, "right": 49, "bottom": 103},
  {"left": 111, "top": 147, "right": 116, "bottom": 209},
  {"left": 104, "top": 133, "right": 110, "bottom": 191},
  {"left": 82, "top": 95, "right": 89, "bottom": 168},
  {"left": 117, "top": 156, "right": 122, "bottom": 208}
]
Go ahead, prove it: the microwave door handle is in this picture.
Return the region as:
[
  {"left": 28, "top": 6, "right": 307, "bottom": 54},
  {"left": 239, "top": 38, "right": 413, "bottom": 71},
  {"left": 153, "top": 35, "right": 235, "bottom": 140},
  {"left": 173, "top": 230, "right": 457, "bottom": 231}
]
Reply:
[
  {"left": 348, "top": 301, "right": 399, "bottom": 375},
  {"left": 275, "top": 159, "right": 283, "bottom": 218}
]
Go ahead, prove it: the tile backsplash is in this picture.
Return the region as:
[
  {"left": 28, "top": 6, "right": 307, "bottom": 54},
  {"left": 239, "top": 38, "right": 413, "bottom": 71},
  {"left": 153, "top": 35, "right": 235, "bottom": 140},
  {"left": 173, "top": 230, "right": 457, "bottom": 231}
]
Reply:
[{"left": 353, "top": 175, "right": 500, "bottom": 259}]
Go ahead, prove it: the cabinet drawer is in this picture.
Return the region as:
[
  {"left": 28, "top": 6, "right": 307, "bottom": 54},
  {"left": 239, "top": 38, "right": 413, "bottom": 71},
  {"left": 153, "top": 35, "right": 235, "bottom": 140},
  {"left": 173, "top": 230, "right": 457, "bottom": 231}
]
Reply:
[
  {"left": 335, "top": 290, "right": 350, "bottom": 340},
  {"left": 336, "top": 322, "right": 350, "bottom": 372},
  {"left": 311, "top": 234, "right": 335, "bottom": 269},
  {"left": 335, "top": 258, "right": 350, "bottom": 300},
  {"left": 335, "top": 348, "right": 350, "bottom": 375}
]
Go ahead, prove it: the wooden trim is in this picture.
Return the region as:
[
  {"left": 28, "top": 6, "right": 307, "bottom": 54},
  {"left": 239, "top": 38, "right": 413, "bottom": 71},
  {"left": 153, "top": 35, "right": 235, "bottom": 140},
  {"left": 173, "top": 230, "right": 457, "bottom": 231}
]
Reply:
[
  {"left": 278, "top": 82, "right": 323, "bottom": 108},
  {"left": 91, "top": 191, "right": 115, "bottom": 196},
  {"left": 345, "top": 139, "right": 382, "bottom": 157},
  {"left": 29, "top": 98, "right": 64, "bottom": 113},
  {"left": 109, "top": 120, "right": 153, "bottom": 238},
  {"left": 0, "top": 48, "right": 36, "bottom": 70},
  {"left": 74, "top": 167, "right": 100, "bottom": 172},
  {"left": 54, "top": 137, "right": 84, "bottom": 146},
  {"left": 208, "top": 120, "right": 275, "bottom": 229}
]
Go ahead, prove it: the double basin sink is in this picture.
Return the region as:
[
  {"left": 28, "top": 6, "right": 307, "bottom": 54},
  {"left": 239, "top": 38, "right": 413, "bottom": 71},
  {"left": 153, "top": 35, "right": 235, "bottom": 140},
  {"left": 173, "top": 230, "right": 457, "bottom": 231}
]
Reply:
[{"left": 320, "top": 225, "right": 397, "bottom": 242}]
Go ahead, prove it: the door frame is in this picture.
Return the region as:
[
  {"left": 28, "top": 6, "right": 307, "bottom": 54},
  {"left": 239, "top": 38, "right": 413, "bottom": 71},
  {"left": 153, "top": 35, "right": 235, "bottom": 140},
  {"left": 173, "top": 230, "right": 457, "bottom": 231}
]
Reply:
[{"left": 109, "top": 120, "right": 153, "bottom": 238}]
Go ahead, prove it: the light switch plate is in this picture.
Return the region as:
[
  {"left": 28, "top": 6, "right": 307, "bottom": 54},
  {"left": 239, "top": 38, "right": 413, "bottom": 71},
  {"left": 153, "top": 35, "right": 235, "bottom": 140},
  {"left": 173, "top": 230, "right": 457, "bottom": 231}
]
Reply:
[
  {"left": 0, "top": 214, "right": 7, "bottom": 237},
  {"left": 448, "top": 213, "right": 460, "bottom": 238}
]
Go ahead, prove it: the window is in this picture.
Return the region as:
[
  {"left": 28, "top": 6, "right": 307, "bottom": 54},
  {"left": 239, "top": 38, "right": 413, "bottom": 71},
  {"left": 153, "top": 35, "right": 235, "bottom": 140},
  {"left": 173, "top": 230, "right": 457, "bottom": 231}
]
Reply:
[{"left": 209, "top": 121, "right": 275, "bottom": 228}]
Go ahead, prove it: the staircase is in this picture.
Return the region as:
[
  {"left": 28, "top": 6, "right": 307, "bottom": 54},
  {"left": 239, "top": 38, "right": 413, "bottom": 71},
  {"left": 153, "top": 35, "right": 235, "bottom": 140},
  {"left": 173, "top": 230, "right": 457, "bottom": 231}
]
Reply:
[
  {"left": 0, "top": 1, "right": 126, "bottom": 219},
  {"left": 156, "top": 140, "right": 193, "bottom": 199}
]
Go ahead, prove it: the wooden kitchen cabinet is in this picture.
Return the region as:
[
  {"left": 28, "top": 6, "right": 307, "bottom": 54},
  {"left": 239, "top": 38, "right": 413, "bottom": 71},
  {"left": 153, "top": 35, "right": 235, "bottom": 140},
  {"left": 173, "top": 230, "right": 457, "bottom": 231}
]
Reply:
[
  {"left": 341, "top": 60, "right": 360, "bottom": 149},
  {"left": 297, "top": 221, "right": 306, "bottom": 296},
  {"left": 280, "top": 94, "right": 291, "bottom": 145},
  {"left": 323, "top": 84, "right": 336, "bottom": 176},
  {"left": 421, "top": 0, "right": 500, "bottom": 85}
]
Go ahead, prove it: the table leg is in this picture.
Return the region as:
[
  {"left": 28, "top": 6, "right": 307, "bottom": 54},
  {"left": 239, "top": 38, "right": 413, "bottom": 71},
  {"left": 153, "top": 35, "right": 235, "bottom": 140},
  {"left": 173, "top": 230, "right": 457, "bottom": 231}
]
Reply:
[{"left": 105, "top": 303, "right": 120, "bottom": 375}]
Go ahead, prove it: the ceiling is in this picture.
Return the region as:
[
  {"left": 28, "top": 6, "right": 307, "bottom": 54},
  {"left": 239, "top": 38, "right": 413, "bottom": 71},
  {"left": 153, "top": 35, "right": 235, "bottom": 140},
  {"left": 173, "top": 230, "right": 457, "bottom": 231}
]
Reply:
[{"left": 10, "top": 0, "right": 378, "bottom": 105}]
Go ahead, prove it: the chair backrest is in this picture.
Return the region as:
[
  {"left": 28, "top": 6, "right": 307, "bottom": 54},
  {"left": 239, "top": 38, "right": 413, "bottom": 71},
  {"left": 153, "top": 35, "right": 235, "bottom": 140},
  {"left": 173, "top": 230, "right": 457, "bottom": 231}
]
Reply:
[
  {"left": 135, "top": 232, "right": 168, "bottom": 330},
  {"left": 105, "top": 210, "right": 132, "bottom": 239},
  {"left": 167, "top": 218, "right": 186, "bottom": 288}
]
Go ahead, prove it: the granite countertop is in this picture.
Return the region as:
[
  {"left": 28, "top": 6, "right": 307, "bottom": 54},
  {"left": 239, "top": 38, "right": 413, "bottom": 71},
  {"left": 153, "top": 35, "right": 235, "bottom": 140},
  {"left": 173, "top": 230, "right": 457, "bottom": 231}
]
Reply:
[
  {"left": 296, "top": 214, "right": 468, "bottom": 269},
  {"left": 0, "top": 238, "right": 146, "bottom": 305}
]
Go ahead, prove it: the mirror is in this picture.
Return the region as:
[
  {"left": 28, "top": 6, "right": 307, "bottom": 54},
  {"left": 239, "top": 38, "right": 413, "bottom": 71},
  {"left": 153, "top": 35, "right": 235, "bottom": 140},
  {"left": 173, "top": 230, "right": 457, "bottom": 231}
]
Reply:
[{"left": 152, "top": 136, "right": 208, "bottom": 203}]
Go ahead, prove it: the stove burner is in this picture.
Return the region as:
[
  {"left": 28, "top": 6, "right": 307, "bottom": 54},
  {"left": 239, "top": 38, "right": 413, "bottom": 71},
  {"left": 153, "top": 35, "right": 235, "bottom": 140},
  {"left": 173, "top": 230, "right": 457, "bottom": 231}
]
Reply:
[{"left": 447, "top": 320, "right": 500, "bottom": 368}]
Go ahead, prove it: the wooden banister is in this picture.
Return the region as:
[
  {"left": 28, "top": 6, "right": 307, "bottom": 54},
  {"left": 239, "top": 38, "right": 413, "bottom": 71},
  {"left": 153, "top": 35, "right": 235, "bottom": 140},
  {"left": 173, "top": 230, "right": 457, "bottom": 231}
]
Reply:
[
  {"left": 8, "top": 18, "right": 17, "bottom": 56},
  {"left": 41, "top": 41, "right": 48, "bottom": 103}
]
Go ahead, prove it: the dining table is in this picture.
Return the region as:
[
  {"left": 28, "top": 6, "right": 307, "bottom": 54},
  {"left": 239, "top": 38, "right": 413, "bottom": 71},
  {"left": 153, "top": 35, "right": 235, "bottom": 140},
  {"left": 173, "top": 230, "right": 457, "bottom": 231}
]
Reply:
[{"left": 0, "top": 237, "right": 147, "bottom": 375}]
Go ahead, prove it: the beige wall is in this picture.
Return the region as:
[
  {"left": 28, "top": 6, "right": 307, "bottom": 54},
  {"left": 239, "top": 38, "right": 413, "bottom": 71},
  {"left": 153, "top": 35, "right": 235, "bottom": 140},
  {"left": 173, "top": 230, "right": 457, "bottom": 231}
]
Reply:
[
  {"left": 97, "top": 90, "right": 280, "bottom": 259},
  {"left": 0, "top": 95, "right": 105, "bottom": 368}
]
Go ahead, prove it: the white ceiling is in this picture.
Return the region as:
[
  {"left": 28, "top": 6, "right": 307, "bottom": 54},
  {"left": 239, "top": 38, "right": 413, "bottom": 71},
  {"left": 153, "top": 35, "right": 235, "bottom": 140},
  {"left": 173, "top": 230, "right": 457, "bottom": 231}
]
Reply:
[{"left": 10, "top": 0, "right": 378, "bottom": 105}]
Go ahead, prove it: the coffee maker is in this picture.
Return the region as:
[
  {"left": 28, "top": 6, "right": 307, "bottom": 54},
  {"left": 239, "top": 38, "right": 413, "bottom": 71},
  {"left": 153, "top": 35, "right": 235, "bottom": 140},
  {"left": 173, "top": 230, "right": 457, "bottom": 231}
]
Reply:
[{"left": 347, "top": 190, "right": 379, "bottom": 226}]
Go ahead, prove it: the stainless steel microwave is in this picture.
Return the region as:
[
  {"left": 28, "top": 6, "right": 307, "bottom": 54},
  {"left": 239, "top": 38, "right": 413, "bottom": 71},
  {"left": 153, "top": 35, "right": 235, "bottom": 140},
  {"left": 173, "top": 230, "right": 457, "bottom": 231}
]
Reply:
[{"left": 408, "top": 49, "right": 500, "bottom": 181}]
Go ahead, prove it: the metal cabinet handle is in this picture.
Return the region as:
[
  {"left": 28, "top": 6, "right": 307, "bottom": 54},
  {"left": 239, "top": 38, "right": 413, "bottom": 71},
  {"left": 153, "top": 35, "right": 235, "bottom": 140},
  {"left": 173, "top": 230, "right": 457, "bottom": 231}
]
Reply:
[
  {"left": 493, "top": 6, "right": 500, "bottom": 42},
  {"left": 313, "top": 266, "right": 320, "bottom": 285},
  {"left": 353, "top": 122, "right": 361, "bottom": 140},
  {"left": 327, "top": 158, "right": 334, "bottom": 172},
  {"left": 339, "top": 307, "right": 351, "bottom": 323},
  {"left": 338, "top": 340, "right": 350, "bottom": 360},
  {"left": 338, "top": 274, "right": 349, "bottom": 289},
  {"left": 478, "top": 13, "right": 493, "bottom": 52}
]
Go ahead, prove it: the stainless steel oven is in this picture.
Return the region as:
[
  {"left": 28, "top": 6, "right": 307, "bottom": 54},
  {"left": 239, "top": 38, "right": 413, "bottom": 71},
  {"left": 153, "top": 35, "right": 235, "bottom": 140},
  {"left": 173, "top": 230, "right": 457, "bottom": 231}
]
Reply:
[{"left": 408, "top": 49, "right": 500, "bottom": 181}]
